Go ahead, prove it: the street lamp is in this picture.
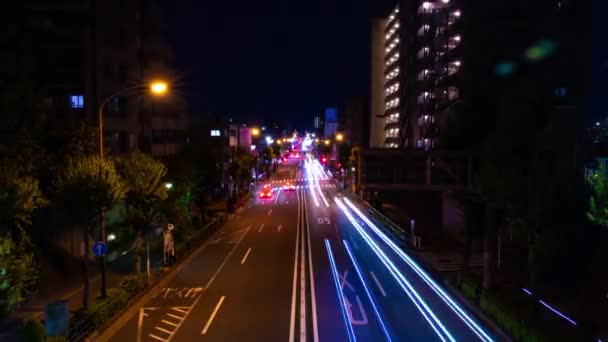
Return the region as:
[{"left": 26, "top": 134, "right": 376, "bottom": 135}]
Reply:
[
  {"left": 150, "top": 81, "right": 168, "bottom": 95},
  {"left": 324, "top": 139, "right": 330, "bottom": 146},
  {"left": 97, "top": 80, "right": 168, "bottom": 298},
  {"left": 164, "top": 182, "right": 174, "bottom": 190},
  {"left": 251, "top": 127, "right": 260, "bottom": 137},
  {"left": 336, "top": 133, "right": 344, "bottom": 142}
]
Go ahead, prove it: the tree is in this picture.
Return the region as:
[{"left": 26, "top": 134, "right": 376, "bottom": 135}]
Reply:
[
  {"left": 0, "top": 164, "right": 47, "bottom": 313},
  {"left": 228, "top": 148, "right": 254, "bottom": 201},
  {"left": 54, "top": 156, "right": 126, "bottom": 309},
  {"left": 587, "top": 161, "right": 608, "bottom": 227},
  {"left": 121, "top": 152, "right": 168, "bottom": 275},
  {"left": 478, "top": 81, "right": 555, "bottom": 291}
]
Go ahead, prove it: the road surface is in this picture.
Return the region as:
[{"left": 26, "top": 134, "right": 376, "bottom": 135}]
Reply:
[{"left": 106, "top": 156, "right": 497, "bottom": 342}]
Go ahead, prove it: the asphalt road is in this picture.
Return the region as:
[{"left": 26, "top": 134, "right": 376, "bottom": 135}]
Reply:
[{"left": 106, "top": 156, "right": 497, "bottom": 342}]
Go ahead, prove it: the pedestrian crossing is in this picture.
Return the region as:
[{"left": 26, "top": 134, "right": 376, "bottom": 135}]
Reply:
[{"left": 417, "top": 252, "right": 482, "bottom": 272}]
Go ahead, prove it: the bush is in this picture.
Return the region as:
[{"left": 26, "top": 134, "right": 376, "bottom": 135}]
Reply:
[
  {"left": 89, "top": 287, "right": 129, "bottom": 329},
  {"left": 479, "top": 291, "right": 547, "bottom": 341},
  {"left": 17, "top": 319, "right": 45, "bottom": 342},
  {"left": 459, "top": 277, "right": 480, "bottom": 301},
  {"left": 119, "top": 274, "right": 148, "bottom": 296}
]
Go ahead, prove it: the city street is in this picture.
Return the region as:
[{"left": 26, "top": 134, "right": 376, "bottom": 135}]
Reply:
[{"left": 106, "top": 156, "right": 496, "bottom": 342}]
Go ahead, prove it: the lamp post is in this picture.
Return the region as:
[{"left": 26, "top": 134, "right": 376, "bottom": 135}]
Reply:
[{"left": 97, "top": 80, "right": 168, "bottom": 298}]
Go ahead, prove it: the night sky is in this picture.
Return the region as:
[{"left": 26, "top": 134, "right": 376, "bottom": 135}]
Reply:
[
  {"left": 159, "top": 0, "right": 392, "bottom": 129},
  {"left": 160, "top": 0, "right": 608, "bottom": 129}
]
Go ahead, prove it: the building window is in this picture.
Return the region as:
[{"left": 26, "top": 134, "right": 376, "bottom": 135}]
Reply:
[
  {"left": 210, "top": 129, "right": 221, "bottom": 137},
  {"left": 385, "top": 98, "right": 400, "bottom": 110},
  {"left": 417, "top": 47, "right": 430, "bottom": 60},
  {"left": 448, "top": 86, "right": 460, "bottom": 100},
  {"left": 447, "top": 60, "right": 461, "bottom": 75},
  {"left": 417, "top": 91, "right": 433, "bottom": 104},
  {"left": 386, "top": 67, "right": 400, "bottom": 81},
  {"left": 449, "top": 10, "right": 461, "bottom": 24},
  {"left": 70, "top": 95, "right": 84, "bottom": 109},
  {"left": 417, "top": 69, "right": 432, "bottom": 81},
  {"left": 418, "top": 2, "right": 435, "bottom": 14},
  {"left": 386, "top": 52, "right": 400, "bottom": 67},
  {"left": 417, "top": 25, "right": 430, "bottom": 37},
  {"left": 448, "top": 35, "right": 461, "bottom": 50},
  {"left": 386, "top": 83, "right": 400, "bottom": 96}
]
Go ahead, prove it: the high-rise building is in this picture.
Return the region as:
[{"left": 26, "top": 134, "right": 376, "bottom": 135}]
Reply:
[
  {"left": 313, "top": 115, "right": 322, "bottom": 130},
  {"left": 323, "top": 108, "right": 338, "bottom": 138},
  {"left": 370, "top": 0, "right": 587, "bottom": 151}
]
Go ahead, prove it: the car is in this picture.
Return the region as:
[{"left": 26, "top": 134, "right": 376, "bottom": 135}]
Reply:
[
  {"left": 283, "top": 181, "right": 296, "bottom": 191},
  {"left": 259, "top": 185, "right": 273, "bottom": 198}
]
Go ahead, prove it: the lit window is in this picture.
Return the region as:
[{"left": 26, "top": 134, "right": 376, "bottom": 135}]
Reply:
[
  {"left": 419, "top": 2, "right": 435, "bottom": 14},
  {"left": 417, "top": 69, "right": 431, "bottom": 81},
  {"left": 448, "top": 35, "right": 461, "bottom": 50},
  {"left": 417, "top": 47, "right": 430, "bottom": 59},
  {"left": 447, "top": 61, "right": 461, "bottom": 75},
  {"left": 210, "top": 129, "right": 221, "bottom": 137},
  {"left": 70, "top": 95, "right": 84, "bottom": 109}
]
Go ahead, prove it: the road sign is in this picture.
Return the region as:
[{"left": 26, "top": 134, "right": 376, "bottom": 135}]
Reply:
[{"left": 93, "top": 241, "right": 107, "bottom": 257}]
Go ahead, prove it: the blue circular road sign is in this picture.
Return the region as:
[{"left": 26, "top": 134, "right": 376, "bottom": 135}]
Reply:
[{"left": 93, "top": 241, "right": 107, "bottom": 257}]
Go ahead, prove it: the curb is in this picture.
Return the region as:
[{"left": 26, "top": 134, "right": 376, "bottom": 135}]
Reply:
[{"left": 88, "top": 219, "right": 229, "bottom": 341}]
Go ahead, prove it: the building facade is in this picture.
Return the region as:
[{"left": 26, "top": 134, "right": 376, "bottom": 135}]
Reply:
[
  {"left": 21, "top": 0, "right": 187, "bottom": 157},
  {"left": 370, "top": 0, "right": 587, "bottom": 151}
]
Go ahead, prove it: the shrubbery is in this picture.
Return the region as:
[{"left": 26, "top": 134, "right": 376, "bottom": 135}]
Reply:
[{"left": 455, "top": 278, "right": 549, "bottom": 341}]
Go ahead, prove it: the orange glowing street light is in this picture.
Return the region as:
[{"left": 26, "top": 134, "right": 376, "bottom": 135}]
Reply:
[
  {"left": 150, "top": 81, "right": 168, "bottom": 95},
  {"left": 324, "top": 139, "right": 330, "bottom": 146},
  {"left": 251, "top": 127, "right": 260, "bottom": 136},
  {"left": 336, "top": 133, "right": 344, "bottom": 142}
]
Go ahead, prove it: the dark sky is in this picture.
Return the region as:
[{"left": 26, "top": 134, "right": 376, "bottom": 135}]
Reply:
[
  {"left": 159, "top": 0, "right": 607, "bottom": 128},
  {"left": 159, "top": 0, "right": 392, "bottom": 130}
]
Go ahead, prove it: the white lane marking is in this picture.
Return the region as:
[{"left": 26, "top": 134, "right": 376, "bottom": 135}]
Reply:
[
  {"left": 137, "top": 308, "right": 145, "bottom": 342},
  {"left": 299, "top": 190, "right": 307, "bottom": 342},
  {"left": 171, "top": 307, "right": 188, "bottom": 314},
  {"left": 258, "top": 224, "right": 264, "bottom": 233},
  {"left": 165, "top": 228, "right": 250, "bottom": 341},
  {"left": 339, "top": 271, "right": 356, "bottom": 291},
  {"left": 162, "top": 320, "right": 178, "bottom": 327},
  {"left": 148, "top": 333, "right": 166, "bottom": 341},
  {"left": 268, "top": 209, "right": 273, "bottom": 216},
  {"left": 277, "top": 224, "right": 282, "bottom": 232},
  {"left": 289, "top": 189, "right": 301, "bottom": 342},
  {"left": 166, "top": 313, "right": 183, "bottom": 320},
  {"left": 155, "top": 326, "right": 173, "bottom": 334},
  {"left": 274, "top": 188, "right": 282, "bottom": 204},
  {"left": 304, "top": 184, "right": 319, "bottom": 341},
  {"left": 201, "top": 296, "right": 226, "bottom": 334},
  {"left": 370, "top": 272, "right": 387, "bottom": 297},
  {"left": 241, "top": 248, "right": 252, "bottom": 264}
]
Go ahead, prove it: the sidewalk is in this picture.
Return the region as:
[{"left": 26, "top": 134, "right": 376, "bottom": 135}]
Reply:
[{"left": 1, "top": 200, "right": 228, "bottom": 341}]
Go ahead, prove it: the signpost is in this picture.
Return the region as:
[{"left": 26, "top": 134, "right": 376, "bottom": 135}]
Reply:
[{"left": 92, "top": 241, "right": 107, "bottom": 257}]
